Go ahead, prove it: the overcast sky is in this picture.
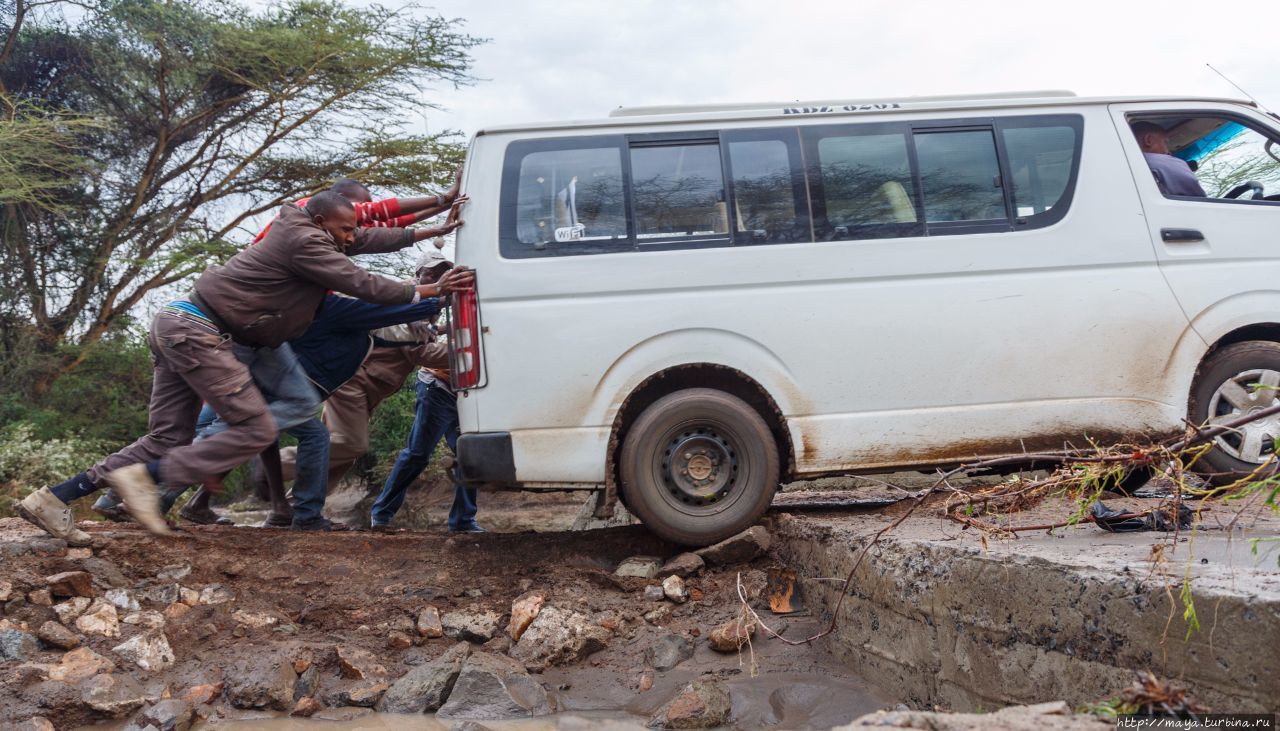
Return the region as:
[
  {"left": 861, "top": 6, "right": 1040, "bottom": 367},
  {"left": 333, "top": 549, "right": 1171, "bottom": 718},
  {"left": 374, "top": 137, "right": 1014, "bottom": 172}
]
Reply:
[{"left": 418, "top": 0, "right": 1280, "bottom": 139}]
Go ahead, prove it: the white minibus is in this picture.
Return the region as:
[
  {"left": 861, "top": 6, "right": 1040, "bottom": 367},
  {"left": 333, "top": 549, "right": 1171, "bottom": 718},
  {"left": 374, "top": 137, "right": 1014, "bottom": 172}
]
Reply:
[{"left": 447, "top": 91, "right": 1280, "bottom": 545}]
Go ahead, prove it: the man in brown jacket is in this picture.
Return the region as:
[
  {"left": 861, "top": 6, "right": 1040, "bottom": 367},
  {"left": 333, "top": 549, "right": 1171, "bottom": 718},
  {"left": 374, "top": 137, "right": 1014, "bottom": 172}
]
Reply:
[{"left": 19, "top": 192, "right": 473, "bottom": 540}]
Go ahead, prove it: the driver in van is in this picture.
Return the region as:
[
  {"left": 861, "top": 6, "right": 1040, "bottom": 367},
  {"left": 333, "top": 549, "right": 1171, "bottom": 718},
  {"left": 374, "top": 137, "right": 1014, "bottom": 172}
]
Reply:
[{"left": 1131, "top": 121, "right": 1207, "bottom": 197}]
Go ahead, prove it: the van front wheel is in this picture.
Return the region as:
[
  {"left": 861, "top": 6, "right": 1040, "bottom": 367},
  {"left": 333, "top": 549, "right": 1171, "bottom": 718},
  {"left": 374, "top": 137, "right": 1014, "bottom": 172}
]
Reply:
[
  {"left": 1189, "top": 341, "right": 1280, "bottom": 484},
  {"left": 620, "top": 388, "right": 779, "bottom": 546}
]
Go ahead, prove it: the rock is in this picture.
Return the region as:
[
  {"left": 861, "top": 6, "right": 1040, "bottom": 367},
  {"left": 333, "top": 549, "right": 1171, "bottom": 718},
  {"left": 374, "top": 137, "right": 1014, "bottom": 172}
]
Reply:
[
  {"left": 157, "top": 564, "right": 192, "bottom": 582},
  {"left": 37, "top": 620, "right": 80, "bottom": 649},
  {"left": 54, "top": 596, "right": 92, "bottom": 624},
  {"left": 638, "top": 670, "right": 654, "bottom": 692},
  {"left": 647, "top": 677, "right": 730, "bottom": 729},
  {"left": 646, "top": 634, "right": 694, "bottom": 672},
  {"left": 123, "top": 611, "right": 166, "bottom": 629},
  {"left": 450, "top": 723, "right": 496, "bottom": 731},
  {"left": 28, "top": 588, "right": 53, "bottom": 606},
  {"left": 81, "top": 557, "right": 129, "bottom": 588},
  {"left": 481, "top": 635, "right": 512, "bottom": 654},
  {"left": 293, "top": 665, "right": 320, "bottom": 700},
  {"left": 112, "top": 631, "right": 175, "bottom": 671},
  {"left": 693, "top": 526, "right": 770, "bottom": 566},
  {"left": 46, "top": 570, "right": 95, "bottom": 598},
  {"left": 81, "top": 673, "right": 148, "bottom": 717},
  {"left": 707, "top": 618, "right": 756, "bottom": 653},
  {"left": 387, "top": 630, "right": 414, "bottom": 650},
  {"left": 48, "top": 647, "right": 114, "bottom": 682},
  {"left": 136, "top": 583, "right": 180, "bottom": 606},
  {"left": 643, "top": 585, "right": 665, "bottom": 602},
  {"left": 336, "top": 644, "right": 388, "bottom": 679},
  {"left": 436, "top": 651, "right": 553, "bottom": 720},
  {"left": 105, "top": 588, "right": 140, "bottom": 612},
  {"left": 0, "top": 628, "right": 39, "bottom": 660},
  {"left": 378, "top": 642, "right": 470, "bottom": 714},
  {"left": 67, "top": 547, "right": 93, "bottom": 559},
  {"left": 510, "top": 605, "right": 610, "bottom": 671},
  {"left": 181, "top": 682, "right": 223, "bottom": 705},
  {"left": 75, "top": 600, "right": 121, "bottom": 638},
  {"left": 417, "top": 606, "right": 444, "bottom": 638},
  {"left": 199, "top": 585, "right": 234, "bottom": 604},
  {"left": 442, "top": 609, "right": 502, "bottom": 643},
  {"left": 0, "top": 580, "right": 12, "bottom": 602},
  {"left": 6, "top": 718, "right": 54, "bottom": 731},
  {"left": 333, "top": 680, "right": 390, "bottom": 707},
  {"left": 163, "top": 603, "right": 191, "bottom": 620},
  {"left": 662, "top": 576, "right": 689, "bottom": 604},
  {"left": 293, "top": 655, "right": 313, "bottom": 674},
  {"left": 508, "top": 592, "right": 544, "bottom": 641},
  {"left": 614, "top": 556, "right": 663, "bottom": 579},
  {"left": 178, "top": 587, "right": 200, "bottom": 606},
  {"left": 291, "top": 696, "right": 322, "bottom": 717},
  {"left": 657, "top": 553, "right": 705, "bottom": 579},
  {"left": 225, "top": 654, "right": 297, "bottom": 710},
  {"left": 232, "top": 610, "right": 278, "bottom": 629},
  {"left": 644, "top": 606, "right": 673, "bottom": 625},
  {"left": 132, "top": 698, "right": 195, "bottom": 731}
]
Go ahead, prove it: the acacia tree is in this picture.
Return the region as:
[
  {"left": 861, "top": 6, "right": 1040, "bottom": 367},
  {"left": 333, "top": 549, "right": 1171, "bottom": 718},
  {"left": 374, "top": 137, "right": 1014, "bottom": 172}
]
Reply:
[{"left": 0, "top": 0, "right": 479, "bottom": 382}]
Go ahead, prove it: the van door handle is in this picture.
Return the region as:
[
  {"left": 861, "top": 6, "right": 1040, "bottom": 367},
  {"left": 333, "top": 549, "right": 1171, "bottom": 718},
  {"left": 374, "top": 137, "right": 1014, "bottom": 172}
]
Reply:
[{"left": 1161, "top": 228, "right": 1204, "bottom": 243}]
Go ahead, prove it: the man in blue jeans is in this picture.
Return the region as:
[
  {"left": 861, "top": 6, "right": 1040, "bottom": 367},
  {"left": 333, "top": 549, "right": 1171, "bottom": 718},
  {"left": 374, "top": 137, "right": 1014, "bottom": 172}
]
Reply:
[
  {"left": 95, "top": 292, "right": 448, "bottom": 530},
  {"left": 370, "top": 259, "right": 480, "bottom": 533}
]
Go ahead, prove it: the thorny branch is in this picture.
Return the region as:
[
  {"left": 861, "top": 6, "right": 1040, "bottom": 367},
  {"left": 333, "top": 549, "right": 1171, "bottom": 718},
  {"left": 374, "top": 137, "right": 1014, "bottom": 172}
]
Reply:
[{"left": 739, "top": 404, "right": 1280, "bottom": 647}]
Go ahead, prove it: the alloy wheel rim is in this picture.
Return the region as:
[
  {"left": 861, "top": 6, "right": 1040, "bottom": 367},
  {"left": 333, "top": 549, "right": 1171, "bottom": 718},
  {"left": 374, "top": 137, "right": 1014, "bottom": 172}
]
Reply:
[{"left": 1207, "top": 368, "right": 1280, "bottom": 464}]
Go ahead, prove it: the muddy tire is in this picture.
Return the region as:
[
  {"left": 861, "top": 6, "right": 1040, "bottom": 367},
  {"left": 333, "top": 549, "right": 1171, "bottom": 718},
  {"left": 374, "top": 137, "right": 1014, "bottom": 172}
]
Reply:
[
  {"left": 1188, "top": 341, "right": 1280, "bottom": 484},
  {"left": 620, "top": 388, "right": 779, "bottom": 546}
]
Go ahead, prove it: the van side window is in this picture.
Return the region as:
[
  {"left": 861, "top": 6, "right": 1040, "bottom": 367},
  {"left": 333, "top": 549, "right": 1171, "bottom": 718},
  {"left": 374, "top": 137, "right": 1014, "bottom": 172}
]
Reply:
[
  {"left": 511, "top": 142, "right": 627, "bottom": 253},
  {"left": 726, "top": 136, "right": 808, "bottom": 244},
  {"left": 915, "top": 129, "right": 1006, "bottom": 224},
  {"left": 630, "top": 142, "right": 729, "bottom": 242},
  {"left": 811, "top": 129, "right": 919, "bottom": 240},
  {"left": 1001, "top": 124, "right": 1078, "bottom": 219}
]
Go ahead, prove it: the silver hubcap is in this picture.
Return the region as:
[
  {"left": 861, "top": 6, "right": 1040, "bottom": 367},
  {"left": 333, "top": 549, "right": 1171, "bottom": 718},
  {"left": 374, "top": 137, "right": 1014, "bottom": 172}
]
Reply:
[{"left": 1207, "top": 368, "right": 1280, "bottom": 464}]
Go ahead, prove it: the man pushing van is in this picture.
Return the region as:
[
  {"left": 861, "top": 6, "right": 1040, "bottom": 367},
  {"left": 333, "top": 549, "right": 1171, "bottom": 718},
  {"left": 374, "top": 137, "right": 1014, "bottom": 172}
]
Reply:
[{"left": 19, "top": 192, "right": 474, "bottom": 542}]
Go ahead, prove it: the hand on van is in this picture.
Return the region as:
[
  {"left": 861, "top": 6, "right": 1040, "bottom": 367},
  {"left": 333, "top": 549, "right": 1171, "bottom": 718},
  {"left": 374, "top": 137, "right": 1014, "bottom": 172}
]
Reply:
[
  {"left": 412, "top": 218, "right": 464, "bottom": 242},
  {"left": 416, "top": 265, "right": 474, "bottom": 299}
]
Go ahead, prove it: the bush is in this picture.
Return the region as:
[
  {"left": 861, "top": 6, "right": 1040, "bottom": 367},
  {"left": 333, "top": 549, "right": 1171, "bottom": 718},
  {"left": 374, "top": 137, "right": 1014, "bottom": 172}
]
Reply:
[{"left": 0, "top": 422, "right": 112, "bottom": 516}]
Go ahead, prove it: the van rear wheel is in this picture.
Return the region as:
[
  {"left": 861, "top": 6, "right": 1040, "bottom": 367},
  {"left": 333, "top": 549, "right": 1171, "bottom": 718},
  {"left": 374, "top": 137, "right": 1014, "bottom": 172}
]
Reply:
[
  {"left": 1188, "top": 341, "right": 1280, "bottom": 484},
  {"left": 620, "top": 388, "right": 779, "bottom": 546}
]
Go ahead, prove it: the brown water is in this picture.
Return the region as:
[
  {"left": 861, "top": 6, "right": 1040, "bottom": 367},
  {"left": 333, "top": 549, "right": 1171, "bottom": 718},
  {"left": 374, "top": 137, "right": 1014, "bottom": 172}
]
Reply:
[{"left": 192, "top": 671, "right": 892, "bottom": 730}]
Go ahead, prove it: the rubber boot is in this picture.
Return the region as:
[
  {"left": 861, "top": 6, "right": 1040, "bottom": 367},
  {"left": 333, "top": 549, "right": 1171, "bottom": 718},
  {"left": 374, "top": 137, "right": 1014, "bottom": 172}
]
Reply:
[{"left": 17, "top": 487, "right": 93, "bottom": 546}]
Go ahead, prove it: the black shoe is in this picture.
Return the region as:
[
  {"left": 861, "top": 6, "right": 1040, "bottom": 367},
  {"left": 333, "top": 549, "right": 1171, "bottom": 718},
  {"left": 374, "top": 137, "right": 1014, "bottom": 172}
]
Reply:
[
  {"left": 291, "top": 517, "right": 350, "bottom": 532},
  {"left": 178, "top": 504, "right": 233, "bottom": 526},
  {"left": 263, "top": 512, "right": 294, "bottom": 528},
  {"left": 448, "top": 523, "right": 487, "bottom": 534},
  {"left": 92, "top": 494, "right": 133, "bottom": 523}
]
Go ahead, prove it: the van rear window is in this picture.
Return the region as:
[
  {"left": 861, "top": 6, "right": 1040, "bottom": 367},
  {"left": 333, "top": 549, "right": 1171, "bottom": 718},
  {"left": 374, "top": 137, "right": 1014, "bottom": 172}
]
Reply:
[{"left": 513, "top": 144, "right": 627, "bottom": 251}]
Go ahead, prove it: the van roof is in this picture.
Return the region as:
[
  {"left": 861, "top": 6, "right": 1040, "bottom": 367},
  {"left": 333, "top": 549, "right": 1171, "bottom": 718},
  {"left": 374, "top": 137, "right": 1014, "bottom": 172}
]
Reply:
[{"left": 474, "top": 91, "right": 1253, "bottom": 136}]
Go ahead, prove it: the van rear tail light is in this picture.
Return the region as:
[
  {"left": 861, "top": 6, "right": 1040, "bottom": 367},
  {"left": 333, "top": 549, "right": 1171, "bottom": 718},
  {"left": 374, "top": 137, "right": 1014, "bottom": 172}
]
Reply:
[{"left": 448, "top": 287, "right": 484, "bottom": 390}]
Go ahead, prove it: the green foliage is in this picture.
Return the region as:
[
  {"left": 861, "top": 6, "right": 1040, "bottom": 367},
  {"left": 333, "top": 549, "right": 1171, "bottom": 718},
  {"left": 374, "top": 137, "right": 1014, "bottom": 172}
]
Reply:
[
  {"left": 0, "top": 422, "right": 112, "bottom": 516},
  {"left": 1, "top": 0, "right": 479, "bottom": 360},
  {"left": 0, "top": 330, "right": 152, "bottom": 443}
]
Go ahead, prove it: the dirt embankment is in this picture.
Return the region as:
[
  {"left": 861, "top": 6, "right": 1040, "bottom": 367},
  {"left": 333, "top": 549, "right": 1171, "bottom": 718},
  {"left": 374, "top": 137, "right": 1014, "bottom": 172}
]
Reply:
[{"left": 0, "top": 495, "right": 891, "bottom": 730}]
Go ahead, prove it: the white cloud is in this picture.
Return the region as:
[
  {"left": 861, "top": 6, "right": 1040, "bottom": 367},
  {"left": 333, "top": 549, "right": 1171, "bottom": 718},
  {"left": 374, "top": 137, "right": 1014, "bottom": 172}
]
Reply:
[{"left": 421, "top": 0, "right": 1280, "bottom": 138}]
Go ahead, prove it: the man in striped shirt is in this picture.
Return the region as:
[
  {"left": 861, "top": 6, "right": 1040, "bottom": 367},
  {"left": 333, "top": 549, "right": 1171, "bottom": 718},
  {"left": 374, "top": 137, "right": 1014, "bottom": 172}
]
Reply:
[{"left": 252, "top": 173, "right": 468, "bottom": 243}]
